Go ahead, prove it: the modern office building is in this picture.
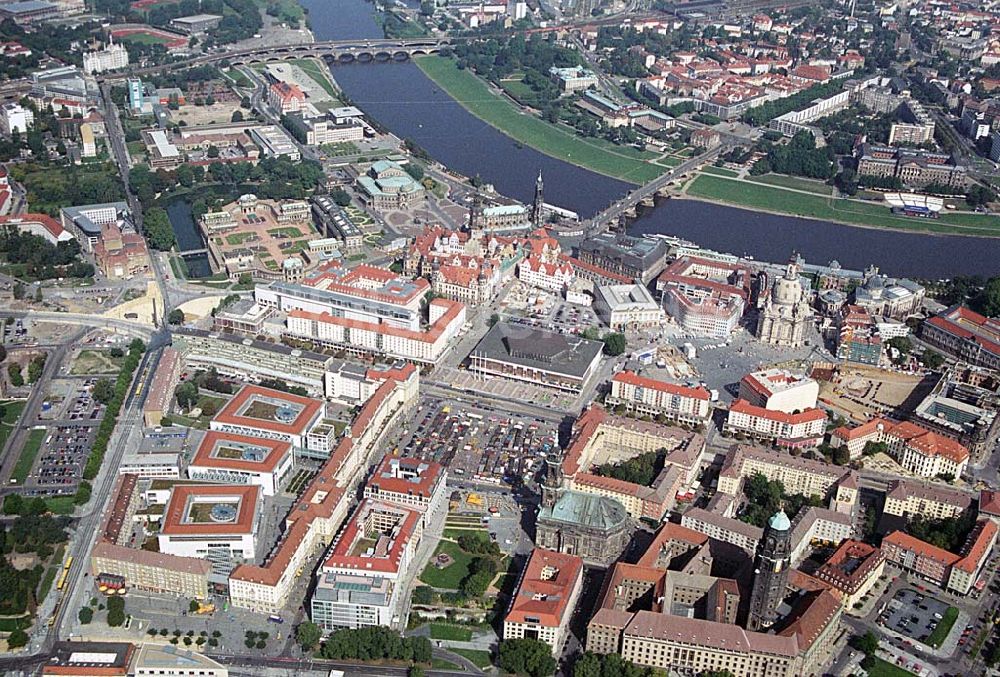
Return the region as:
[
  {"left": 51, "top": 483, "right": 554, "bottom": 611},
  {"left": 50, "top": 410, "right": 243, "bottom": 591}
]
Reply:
[
  {"left": 189, "top": 432, "right": 294, "bottom": 496},
  {"left": 0, "top": 102, "right": 33, "bottom": 134},
  {"left": 310, "top": 499, "right": 423, "bottom": 630}
]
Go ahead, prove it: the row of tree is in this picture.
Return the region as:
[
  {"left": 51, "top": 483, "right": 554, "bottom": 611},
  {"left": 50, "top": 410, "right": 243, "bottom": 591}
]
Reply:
[{"left": 739, "top": 472, "right": 823, "bottom": 528}]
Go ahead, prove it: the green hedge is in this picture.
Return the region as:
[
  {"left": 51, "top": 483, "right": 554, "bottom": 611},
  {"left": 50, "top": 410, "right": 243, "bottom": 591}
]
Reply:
[{"left": 80, "top": 340, "right": 145, "bottom": 486}]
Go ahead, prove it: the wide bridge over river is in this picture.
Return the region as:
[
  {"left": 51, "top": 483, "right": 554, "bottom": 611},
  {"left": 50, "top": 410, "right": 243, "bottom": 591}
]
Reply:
[{"left": 118, "top": 38, "right": 455, "bottom": 76}]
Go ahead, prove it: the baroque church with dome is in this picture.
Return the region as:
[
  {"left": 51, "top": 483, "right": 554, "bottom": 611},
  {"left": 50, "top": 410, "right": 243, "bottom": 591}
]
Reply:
[{"left": 756, "top": 262, "right": 814, "bottom": 348}]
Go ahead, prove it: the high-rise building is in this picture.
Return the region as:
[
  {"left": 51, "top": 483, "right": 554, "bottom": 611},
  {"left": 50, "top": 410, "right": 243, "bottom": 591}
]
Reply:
[{"left": 747, "top": 509, "right": 792, "bottom": 631}]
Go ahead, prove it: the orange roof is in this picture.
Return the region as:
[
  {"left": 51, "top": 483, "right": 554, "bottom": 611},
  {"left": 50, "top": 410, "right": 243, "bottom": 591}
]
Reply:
[
  {"left": 882, "top": 531, "right": 959, "bottom": 567},
  {"left": 366, "top": 456, "right": 443, "bottom": 501},
  {"left": 562, "top": 405, "right": 608, "bottom": 477},
  {"left": 637, "top": 521, "right": 708, "bottom": 567},
  {"left": 505, "top": 548, "right": 583, "bottom": 627},
  {"left": 160, "top": 484, "right": 260, "bottom": 536},
  {"left": 613, "top": 370, "right": 711, "bottom": 401},
  {"left": 887, "top": 421, "right": 969, "bottom": 463},
  {"left": 323, "top": 499, "right": 421, "bottom": 574},
  {"left": 729, "top": 399, "right": 827, "bottom": 424},
  {"left": 190, "top": 431, "right": 292, "bottom": 474},
  {"left": 212, "top": 384, "right": 322, "bottom": 436},
  {"left": 230, "top": 379, "right": 397, "bottom": 586},
  {"left": 955, "top": 520, "right": 998, "bottom": 573},
  {"left": 0, "top": 213, "right": 68, "bottom": 240},
  {"left": 980, "top": 489, "right": 1000, "bottom": 516}
]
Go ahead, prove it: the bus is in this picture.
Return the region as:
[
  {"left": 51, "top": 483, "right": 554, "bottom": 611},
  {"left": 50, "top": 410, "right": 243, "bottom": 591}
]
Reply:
[{"left": 63, "top": 556, "right": 73, "bottom": 571}]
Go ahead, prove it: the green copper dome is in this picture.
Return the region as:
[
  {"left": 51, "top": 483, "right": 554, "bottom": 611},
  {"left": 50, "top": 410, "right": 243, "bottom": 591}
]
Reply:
[{"left": 768, "top": 509, "right": 791, "bottom": 531}]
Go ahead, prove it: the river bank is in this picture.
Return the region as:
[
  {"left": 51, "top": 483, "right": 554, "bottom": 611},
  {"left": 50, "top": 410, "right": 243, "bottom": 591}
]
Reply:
[
  {"left": 414, "top": 55, "right": 666, "bottom": 184},
  {"left": 684, "top": 174, "right": 1000, "bottom": 238}
]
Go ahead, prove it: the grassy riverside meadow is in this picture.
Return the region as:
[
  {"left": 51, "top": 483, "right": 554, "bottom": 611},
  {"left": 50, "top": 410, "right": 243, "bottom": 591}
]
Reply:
[
  {"left": 685, "top": 174, "right": 1000, "bottom": 237},
  {"left": 415, "top": 55, "right": 664, "bottom": 183}
]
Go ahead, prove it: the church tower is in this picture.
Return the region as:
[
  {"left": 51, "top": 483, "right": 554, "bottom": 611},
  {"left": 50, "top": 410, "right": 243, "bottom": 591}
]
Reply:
[
  {"left": 540, "top": 452, "right": 565, "bottom": 509},
  {"left": 747, "top": 509, "right": 792, "bottom": 631},
  {"left": 531, "top": 170, "right": 544, "bottom": 226},
  {"left": 469, "top": 188, "right": 485, "bottom": 234}
]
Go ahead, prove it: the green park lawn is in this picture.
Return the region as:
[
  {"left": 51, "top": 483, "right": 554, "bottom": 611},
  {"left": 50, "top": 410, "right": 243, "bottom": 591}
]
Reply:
[
  {"left": 450, "top": 648, "right": 492, "bottom": 668},
  {"left": 685, "top": 174, "right": 1000, "bottom": 237},
  {"left": 746, "top": 173, "right": 833, "bottom": 195},
  {"left": 11, "top": 428, "right": 45, "bottom": 484},
  {"left": 925, "top": 606, "right": 959, "bottom": 648},
  {"left": 864, "top": 657, "right": 915, "bottom": 677},
  {"left": 290, "top": 59, "right": 339, "bottom": 99},
  {"left": 701, "top": 165, "right": 739, "bottom": 177},
  {"left": 419, "top": 540, "right": 474, "bottom": 589},
  {"left": 415, "top": 56, "right": 665, "bottom": 183},
  {"left": 0, "top": 400, "right": 25, "bottom": 452},
  {"left": 429, "top": 623, "right": 473, "bottom": 641},
  {"left": 120, "top": 32, "right": 170, "bottom": 46}
]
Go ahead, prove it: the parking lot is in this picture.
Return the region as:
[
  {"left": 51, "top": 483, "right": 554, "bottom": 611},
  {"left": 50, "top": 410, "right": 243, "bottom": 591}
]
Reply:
[
  {"left": 500, "top": 282, "right": 599, "bottom": 335},
  {"left": 880, "top": 588, "right": 953, "bottom": 646},
  {"left": 399, "top": 398, "right": 559, "bottom": 486}
]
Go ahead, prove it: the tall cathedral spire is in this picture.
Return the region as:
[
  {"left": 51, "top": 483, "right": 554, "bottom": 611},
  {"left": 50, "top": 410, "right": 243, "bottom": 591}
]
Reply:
[{"left": 747, "top": 509, "right": 792, "bottom": 631}]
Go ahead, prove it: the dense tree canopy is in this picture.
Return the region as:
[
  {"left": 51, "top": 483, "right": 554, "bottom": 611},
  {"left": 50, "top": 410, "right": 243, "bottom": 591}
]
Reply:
[{"left": 498, "top": 638, "right": 557, "bottom": 677}]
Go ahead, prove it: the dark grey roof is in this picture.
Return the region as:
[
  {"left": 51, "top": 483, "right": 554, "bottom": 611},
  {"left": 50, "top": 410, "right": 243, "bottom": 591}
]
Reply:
[
  {"left": 578, "top": 233, "right": 667, "bottom": 270},
  {"left": 470, "top": 322, "right": 603, "bottom": 378}
]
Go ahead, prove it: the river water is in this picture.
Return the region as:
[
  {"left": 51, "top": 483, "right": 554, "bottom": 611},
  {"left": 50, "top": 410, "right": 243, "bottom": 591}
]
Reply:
[{"left": 280, "top": 0, "right": 1000, "bottom": 277}]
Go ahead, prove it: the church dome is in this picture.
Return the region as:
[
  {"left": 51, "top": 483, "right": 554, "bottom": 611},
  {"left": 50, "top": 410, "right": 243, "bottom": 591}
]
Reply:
[
  {"left": 772, "top": 274, "right": 802, "bottom": 306},
  {"left": 768, "top": 510, "right": 791, "bottom": 531}
]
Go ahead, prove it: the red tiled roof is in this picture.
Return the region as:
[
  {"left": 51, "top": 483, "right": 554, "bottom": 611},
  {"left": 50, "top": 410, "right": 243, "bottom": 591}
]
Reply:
[
  {"left": 0, "top": 213, "right": 69, "bottom": 240},
  {"left": 955, "top": 520, "right": 998, "bottom": 573},
  {"left": 190, "top": 431, "right": 291, "bottom": 474},
  {"left": 729, "top": 399, "right": 827, "bottom": 424},
  {"left": 613, "top": 370, "right": 711, "bottom": 401},
  {"left": 505, "top": 548, "right": 583, "bottom": 627},
  {"left": 212, "top": 384, "right": 322, "bottom": 436},
  {"left": 366, "top": 456, "right": 443, "bottom": 501},
  {"left": 160, "top": 484, "right": 260, "bottom": 536},
  {"left": 882, "top": 530, "right": 960, "bottom": 567},
  {"left": 322, "top": 499, "right": 421, "bottom": 574}
]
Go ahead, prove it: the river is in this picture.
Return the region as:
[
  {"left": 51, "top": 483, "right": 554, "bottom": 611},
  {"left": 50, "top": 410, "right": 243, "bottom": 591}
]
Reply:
[{"left": 303, "top": 0, "right": 1000, "bottom": 278}]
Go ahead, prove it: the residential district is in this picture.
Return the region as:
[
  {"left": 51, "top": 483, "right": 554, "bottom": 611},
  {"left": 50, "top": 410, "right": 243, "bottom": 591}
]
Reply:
[{"left": 0, "top": 0, "right": 999, "bottom": 675}]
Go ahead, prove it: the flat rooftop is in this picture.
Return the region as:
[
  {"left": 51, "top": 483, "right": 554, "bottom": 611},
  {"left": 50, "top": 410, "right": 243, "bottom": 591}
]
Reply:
[
  {"left": 191, "top": 430, "right": 291, "bottom": 474},
  {"left": 470, "top": 322, "right": 604, "bottom": 379},
  {"left": 212, "top": 384, "right": 322, "bottom": 436}
]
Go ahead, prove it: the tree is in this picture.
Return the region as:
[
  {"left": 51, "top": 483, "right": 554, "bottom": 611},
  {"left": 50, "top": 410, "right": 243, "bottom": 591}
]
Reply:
[
  {"left": 0, "top": 344, "right": 5, "bottom": 363},
  {"left": 207, "top": 145, "right": 220, "bottom": 158},
  {"left": 412, "top": 586, "right": 435, "bottom": 604},
  {"left": 851, "top": 631, "right": 879, "bottom": 656},
  {"left": 142, "top": 207, "right": 176, "bottom": 251},
  {"left": 175, "top": 381, "right": 199, "bottom": 410},
  {"left": 296, "top": 621, "right": 322, "bottom": 651},
  {"left": 189, "top": 599, "right": 200, "bottom": 613},
  {"left": 231, "top": 110, "right": 244, "bottom": 123},
  {"left": 79, "top": 606, "right": 94, "bottom": 624},
  {"left": 488, "top": 313, "right": 500, "bottom": 327},
  {"left": 7, "top": 363, "right": 22, "bottom": 387},
  {"left": 2, "top": 494, "right": 23, "bottom": 515},
  {"left": 886, "top": 336, "right": 912, "bottom": 365},
  {"left": 497, "top": 638, "right": 556, "bottom": 677},
  {"left": 862, "top": 441, "right": 887, "bottom": 457},
  {"left": 92, "top": 378, "right": 115, "bottom": 405},
  {"left": 921, "top": 350, "right": 945, "bottom": 369},
  {"left": 832, "top": 446, "right": 850, "bottom": 466},
  {"left": 6, "top": 628, "right": 28, "bottom": 649},
  {"left": 106, "top": 596, "right": 126, "bottom": 627},
  {"left": 600, "top": 332, "right": 627, "bottom": 356},
  {"left": 168, "top": 309, "right": 185, "bottom": 325},
  {"left": 27, "top": 355, "right": 46, "bottom": 383},
  {"left": 971, "top": 278, "right": 1000, "bottom": 318}
]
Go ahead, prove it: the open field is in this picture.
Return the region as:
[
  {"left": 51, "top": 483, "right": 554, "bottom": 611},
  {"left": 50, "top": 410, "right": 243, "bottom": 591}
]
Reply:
[
  {"left": 70, "top": 350, "right": 124, "bottom": 375},
  {"left": 701, "top": 165, "right": 739, "bottom": 177},
  {"left": 685, "top": 174, "right": 1000, "bottom": 237},
  {"left": 415, "top": 56, "right": 664, "bottom": 183},
  {"left": 449, "top": 649, "right": 492, "bottom": 668},
  {"left": 747, "top": 173, "right": 833, "bottom": 195},
  {"left": 429, "top": 623, "right": 473, "bottom": 641},
  {"left": 419, "top": 540, "right": 473, "bottom": 590},
  {"left": 0, "top": 401, "right": 25, "bottom": 452},
  {"left": 289, "top": 59, "right": 339, "bottom": 99},
  {"left": 12, "top": 428, "right": 45, "bottom": 484}
]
